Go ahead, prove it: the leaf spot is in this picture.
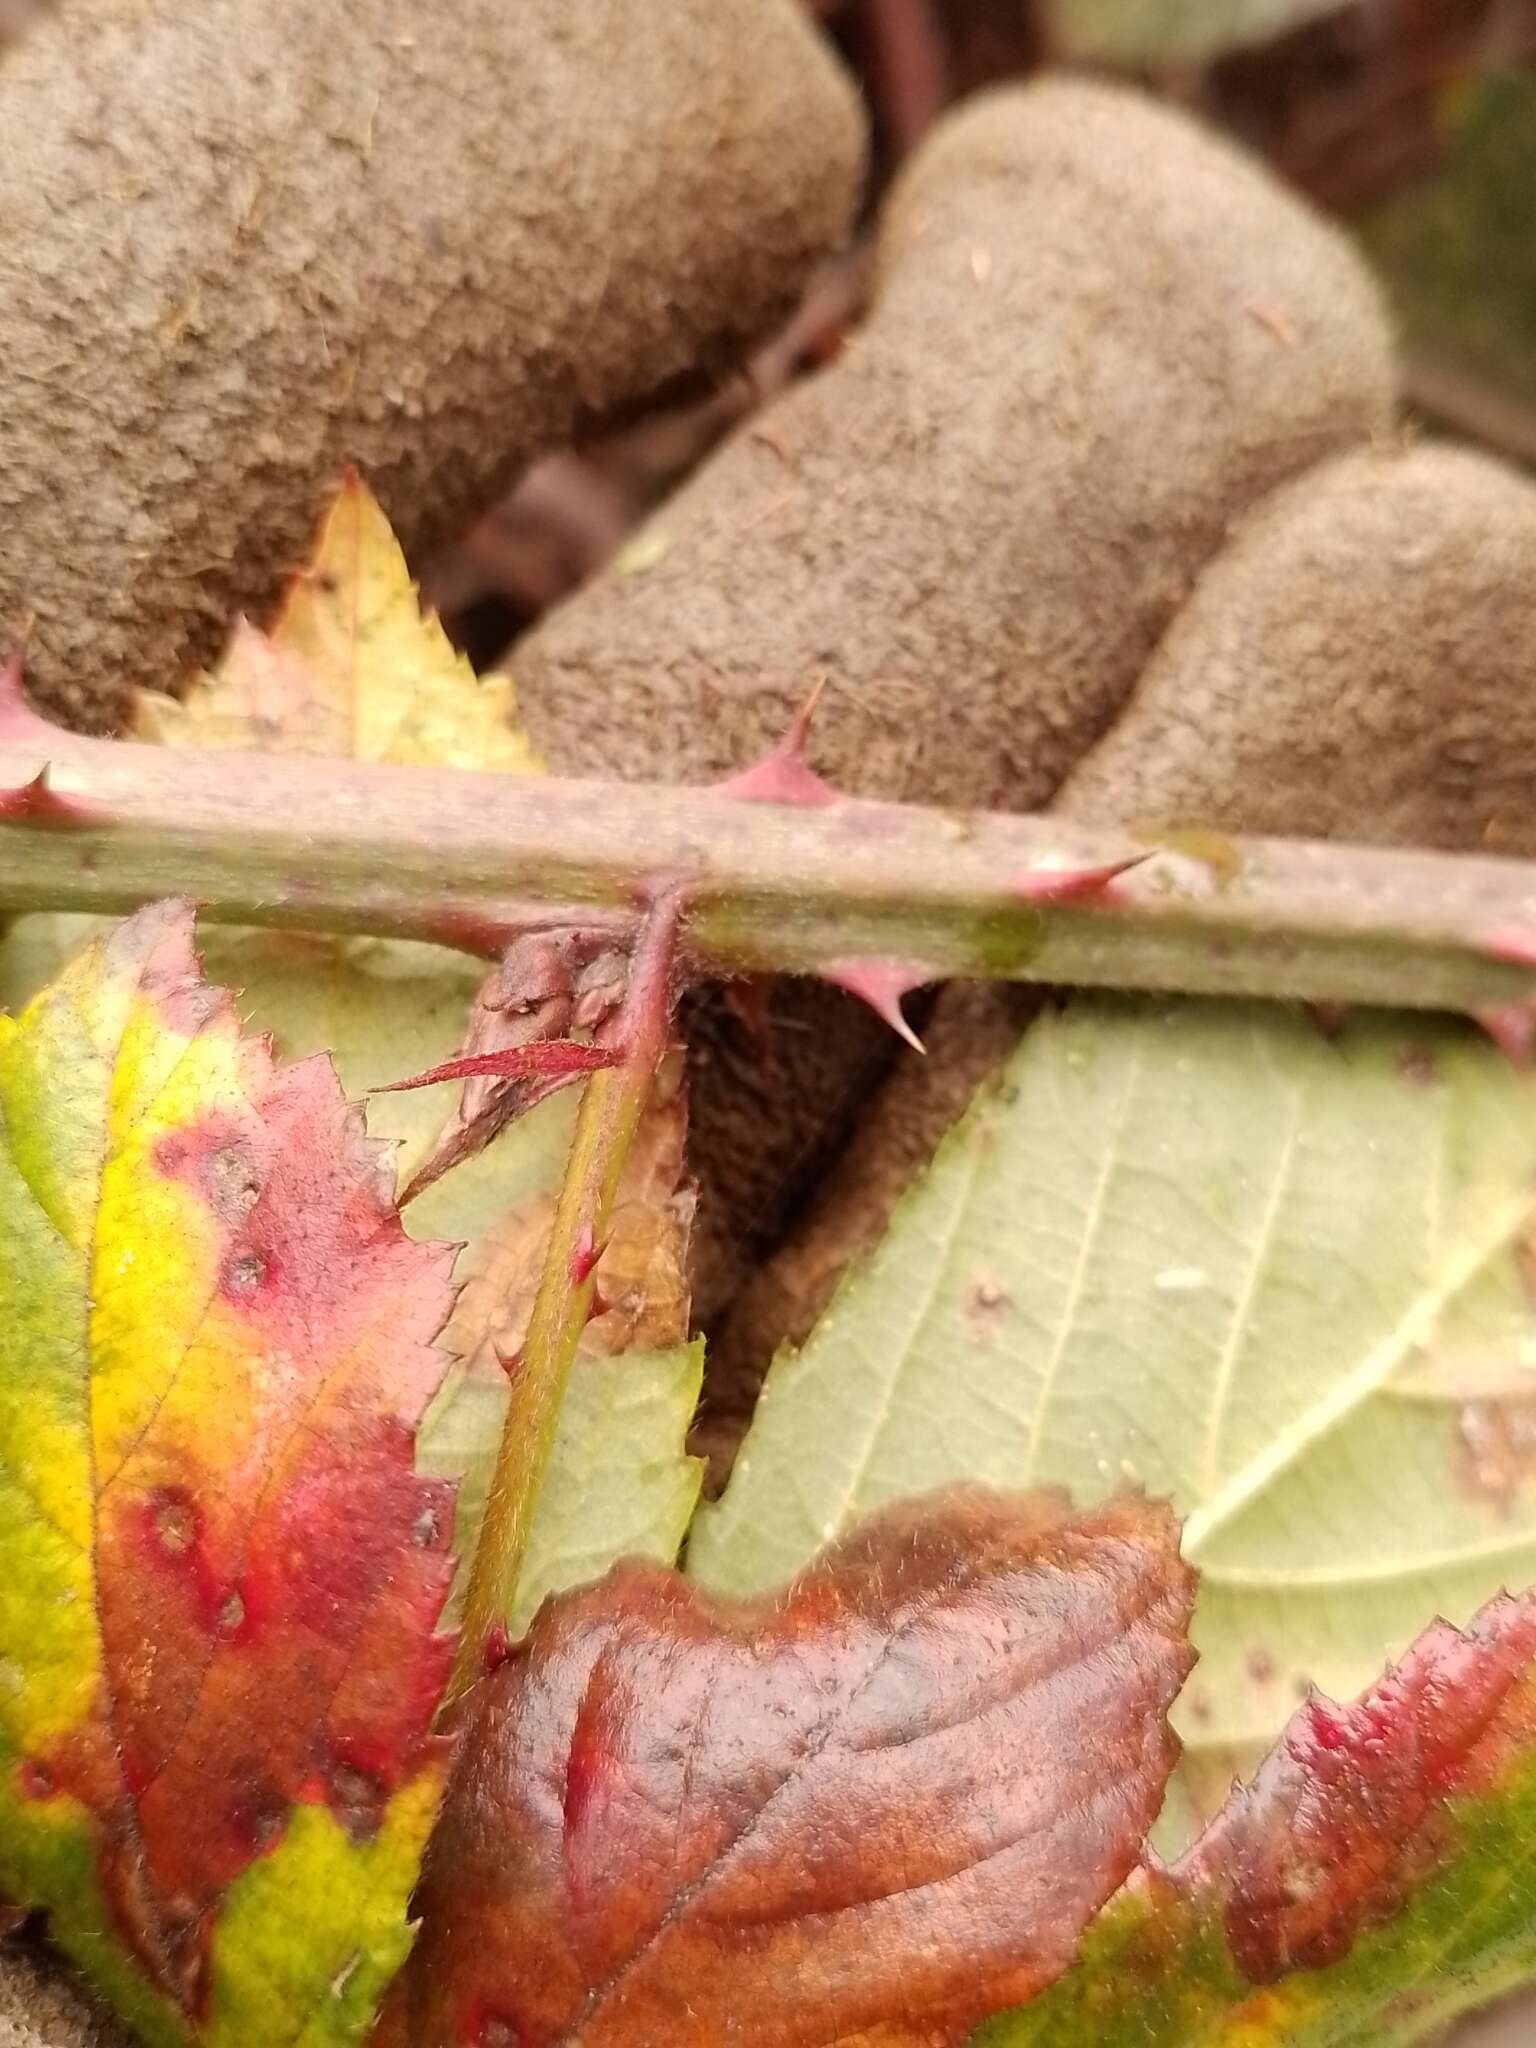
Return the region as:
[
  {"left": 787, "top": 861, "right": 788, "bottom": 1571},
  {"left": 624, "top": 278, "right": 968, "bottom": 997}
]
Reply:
[
  {"left": 151, "top": 1490, "right": 198, "bottom": 1559},
  {"left": 222, "top": 1250, "right": 266, "bottom": 1296}
]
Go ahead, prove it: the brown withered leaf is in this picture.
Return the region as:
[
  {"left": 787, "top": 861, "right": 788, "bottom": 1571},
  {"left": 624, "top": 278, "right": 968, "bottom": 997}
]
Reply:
[
  {"left": 441, "top": 1048, "right": 692, "bottom": 1377},
  {"left": 375, "top": 1487, "right": 1195, "bottom": 2048}
]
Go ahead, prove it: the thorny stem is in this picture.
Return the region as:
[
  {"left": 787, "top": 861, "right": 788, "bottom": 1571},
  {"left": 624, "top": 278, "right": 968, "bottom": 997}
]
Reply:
[
  {"left": 446, "top": 889, "right": 682, "bottom": 1706},
  {"left": 6, "top": 714, "right": 1536, "bottom": 1012}
]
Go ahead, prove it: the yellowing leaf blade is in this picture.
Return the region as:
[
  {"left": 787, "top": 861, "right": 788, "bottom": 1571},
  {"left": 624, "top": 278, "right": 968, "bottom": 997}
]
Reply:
[{"left": 0, "top": 902, "right": 457, "bottom": 2045}]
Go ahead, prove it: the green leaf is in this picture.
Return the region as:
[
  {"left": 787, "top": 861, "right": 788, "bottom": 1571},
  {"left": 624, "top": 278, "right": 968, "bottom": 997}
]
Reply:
[
  {"left": 419, "top": 1341, "right": 704, "bottom": 1636},
  {"left": 691, "top": 997, "right": 1536, "bottom": 1822}
]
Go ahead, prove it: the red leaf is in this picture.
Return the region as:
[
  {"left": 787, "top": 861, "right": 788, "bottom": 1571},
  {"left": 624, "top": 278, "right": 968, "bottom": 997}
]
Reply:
[
  {"left": 1180, "top": 1590, "right": 1536, "bottom": 1981},
  {"left": 375, "top": 1488, "right": 1195, "bottom": 2048}
]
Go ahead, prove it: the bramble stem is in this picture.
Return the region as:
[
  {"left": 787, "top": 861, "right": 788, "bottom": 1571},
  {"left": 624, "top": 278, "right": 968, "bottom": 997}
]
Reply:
[
  {"left": 446, "top": 890, "right": 682, "bottom": 1705},
  {"left": 5, "top": 712, "right": 1536, "bottom": 1011}
]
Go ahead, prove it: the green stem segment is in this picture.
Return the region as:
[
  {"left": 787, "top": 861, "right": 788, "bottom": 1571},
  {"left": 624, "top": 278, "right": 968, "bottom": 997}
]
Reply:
[
  {"left": 446, "top": 890, "right": 682, "bottom": 1705},
  {"left": 6, "top": 706, "right": 1536, "bottom": 1012}
]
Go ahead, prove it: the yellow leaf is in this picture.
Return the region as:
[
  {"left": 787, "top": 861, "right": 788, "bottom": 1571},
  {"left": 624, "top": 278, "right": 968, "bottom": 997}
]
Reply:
[{"left": 135, "top": 472, "right": 540, "bottom": 774}]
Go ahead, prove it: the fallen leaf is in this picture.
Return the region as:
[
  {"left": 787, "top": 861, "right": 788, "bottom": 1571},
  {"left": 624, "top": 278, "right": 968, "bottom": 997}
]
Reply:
[
  {"left": 982, "top": 1590, "right": 1536, "bottom": 2045},
  {"left": 0, "top": 901, "right": 456, "bottom": 2045},
  {"left": 692, "top": 999, "right": 1536, "bottom": 1838},
  {"left": 376, "top": 1488, "right": 1195, "bottom": 2048}
]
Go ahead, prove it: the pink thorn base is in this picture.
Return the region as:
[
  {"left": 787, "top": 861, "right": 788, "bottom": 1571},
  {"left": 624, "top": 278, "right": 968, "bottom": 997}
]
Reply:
[
  {"left": 1475, "top": 1003, "right": 1536, "bottom": 1064},
  {"left": 1013, "top": 854, "right": 1150, "bottom": 906},
  {"left": 823, "top": 957, "right": 929, "bottom": 1054},
  {"left": 711, "top": 686, "right": 839, "bottom": 809},
  {"left": 0, "top": 765, "right": 108, "bottom": 830},
  {"left": 1481, "top": 927, "right": 1536, "bottom": 971}
]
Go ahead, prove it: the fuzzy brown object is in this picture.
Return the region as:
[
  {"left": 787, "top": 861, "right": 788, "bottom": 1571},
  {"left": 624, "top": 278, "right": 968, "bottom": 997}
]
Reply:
[
  {"left": 0, "top": 1941, "right": 113, "bottom": 2048},
  {"left": 511, "top": 75, "right": 1395, "bottom": 1319},
  {"left": 511, "top": 76, "right": 1394, "bottom": 798},
  {"left": 1056, "top": 441, "right": 1536, "bottom": 855},
  {"left": 714, "top": 438, "right": 1536, "bottom": 1407},
  {"left": 0, "top": 0, "right": 863, "bottom": 728}
]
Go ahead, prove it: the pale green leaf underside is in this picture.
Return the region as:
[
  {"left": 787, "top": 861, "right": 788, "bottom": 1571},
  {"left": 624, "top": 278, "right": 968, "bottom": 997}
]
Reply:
[
  {"left": 691, "top": 997, "right": 1536, "bottom": 1797},
  {"left": 1047, "top": 0, "right": 1343, "bottom": 65},
  {"left": 419, "top": 1341, "right": 705, "bottom": 1634}
]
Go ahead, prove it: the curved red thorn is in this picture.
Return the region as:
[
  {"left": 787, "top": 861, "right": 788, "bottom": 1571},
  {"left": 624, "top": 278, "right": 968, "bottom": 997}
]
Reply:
[
  {"left": 373, "top": 1041, "right": 620, "bottom": 1095},
  {"left": 824, "top": 957, "right": 929, "bottom": 1054},
  {"left": 1013, "top": 854, "right": 1150, "bottom": 906},
  {"left": 1481, "top": 927, "right": 1536, "bottom": 970},
  {"left": 483, "top": 1622, "right": 513, "bottom": 1675},
  {"left": 712, "top": 682, "right": 839, "bottom": 808},
  {"left": 0, "top": 765, "right": 107, "bottom": 829},
  {"left": 1475, "top": 1002, "right": 1536, "bottom": 1065}
]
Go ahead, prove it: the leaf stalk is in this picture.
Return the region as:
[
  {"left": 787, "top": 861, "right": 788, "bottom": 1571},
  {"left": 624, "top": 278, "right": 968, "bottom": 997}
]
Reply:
[{"left": 446, "top": 888, "right": 683, "bottom": 1704}]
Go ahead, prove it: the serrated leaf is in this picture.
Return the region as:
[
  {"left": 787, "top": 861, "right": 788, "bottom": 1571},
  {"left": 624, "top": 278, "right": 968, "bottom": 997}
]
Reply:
[
  {"left": 980, "top": 1591, "right": 1536, "bottom": 2047},
  {"left": 692, "top": 998, "right": 1536, "bottom": 1830},
  {"left": 134, "top": 473, "right": 539, "bottom": 774},
  {"left": 0, "top": 901, "right": 455, "bottom": 2046},
  {"left": 375, "top": 1489, "right": 1195, "bottom": 2048},
  {"left": 419, "top": 1341, "right": 704, "bottom": 1639},
  {"left": 1, "top": 478, "right": 687, "bottom": 1635}
]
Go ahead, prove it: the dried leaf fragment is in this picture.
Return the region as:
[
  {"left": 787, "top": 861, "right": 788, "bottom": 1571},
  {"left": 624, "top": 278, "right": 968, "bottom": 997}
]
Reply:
[{"left": 377, "top": 1488, "right": 1195, "bottom": 2048}]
